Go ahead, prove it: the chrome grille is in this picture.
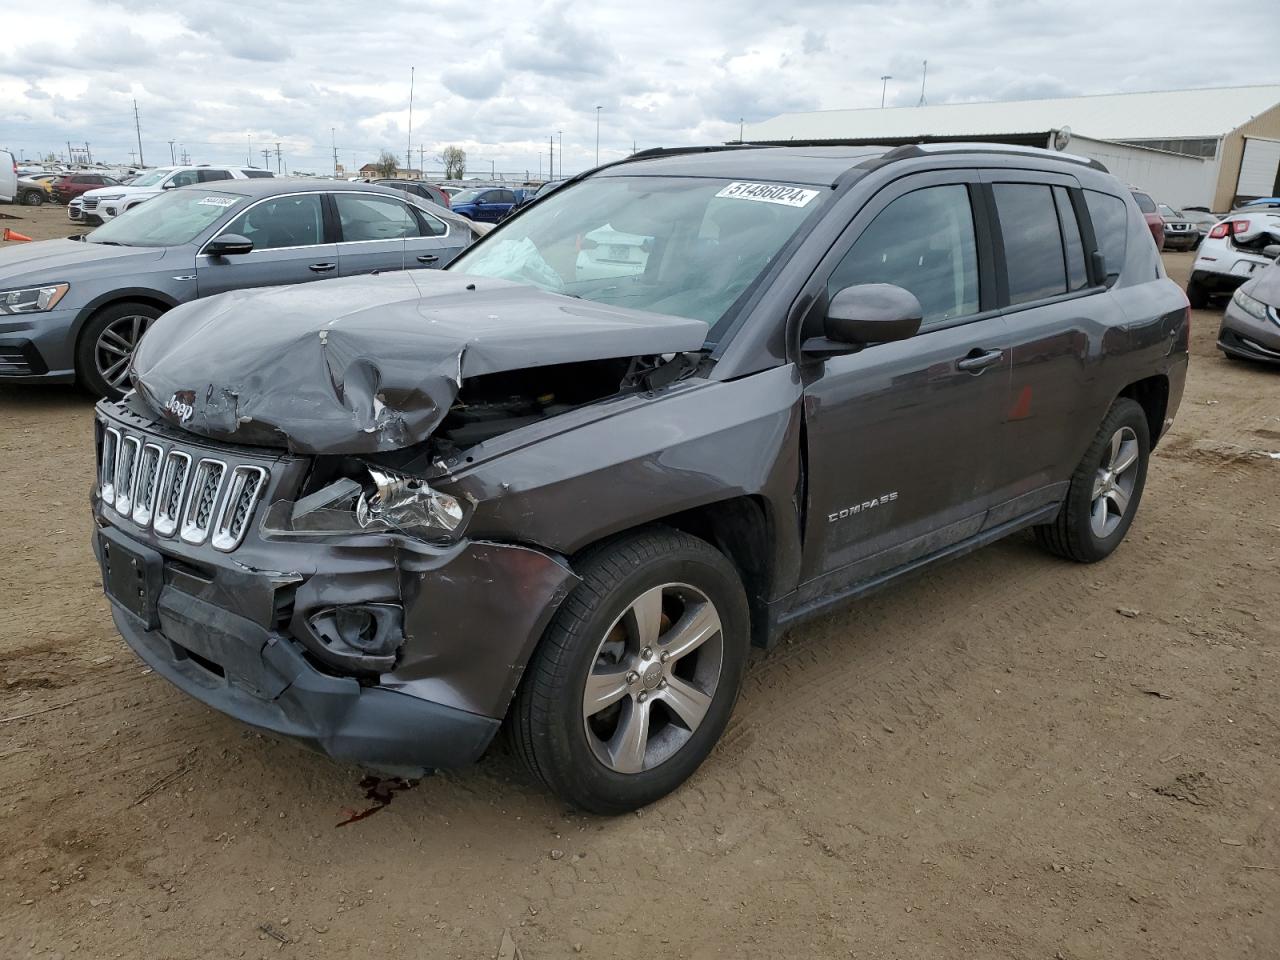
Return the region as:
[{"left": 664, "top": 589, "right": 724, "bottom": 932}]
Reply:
[
  {"left": 212, "top": 466, "right": 268, "bottom": 551},
  {"left": 99, "top": 427, "right": 120, "bottom": 506},
  {"left": 130, "top": 443, "right": 164, "bottom": 527},
  {"left": 180, "top": 459, "right": 227, "bottom": 544},
  {"left": 95, "top": 417, "right": 271, "bottom": 550},
  {"left": 114, "top": 435, "right": 141, "bottom": 516},
  {"left": 82, "top": 198, "right": 99, "bottom": 210},
  {"left": 153, "top": 450, "right": 192, "bottom": 538}
]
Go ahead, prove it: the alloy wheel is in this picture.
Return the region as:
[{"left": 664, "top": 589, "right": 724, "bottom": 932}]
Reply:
[
  {"left": 582, "top": 583, "right": 724, "bottom": 774},
  {"left": 1090, "top": 425, "right": 1139, "bottom": 538},
  {"left": 95, "top": 314, "right": 152, "bottom": 389}
]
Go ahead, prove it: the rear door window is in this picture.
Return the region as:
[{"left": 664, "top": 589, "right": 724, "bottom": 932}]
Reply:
[
  {"left": 828, "top": 183, "right": 980, "bottom": 326},
  {"left": 992, "top": 183, "right": 1067, "bottom": 304},
  {"left": 198, "top": 169, "right": 233, "bottom": 183},
  {"left": 1084, "top": 190, "right": 1129, "bottom": 280},
  {"left": 335, "top": 193, "right": 420, "bottom": 241}
]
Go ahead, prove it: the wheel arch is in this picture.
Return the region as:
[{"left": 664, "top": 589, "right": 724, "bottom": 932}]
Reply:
[
  {"left": 567, "top": 495, "right": 777, "bottom": 649},
  {"left": 1117, "top": 373, "right": 1169, "bottom": 449},
  {"left": 72, "top": 289, "right": 177, "bottom": 346}
]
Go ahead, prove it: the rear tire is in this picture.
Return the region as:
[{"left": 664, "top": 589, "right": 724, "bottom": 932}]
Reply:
[
  {"left": 76, "top": 301, "right": 163, "bottom": 400},
  {"left": 1186, "top": 278, "right": 1209, "bottom": 310},
  {"left": 512, "top": 527, "right": 750, "bottom": 814},
  {"left": 21, "top": 190, "right": 44, "bottom": 206},
  {"left": 1035, "top": 398, "right": 1150, "bottom": 563}
]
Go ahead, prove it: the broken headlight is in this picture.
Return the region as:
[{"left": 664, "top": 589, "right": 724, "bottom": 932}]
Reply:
[
  {"left": 261, "top": 465, "right": 469, "bottom": 542},
  {"left": 356, "top": 466, "right": 465, "bottom": 535}
]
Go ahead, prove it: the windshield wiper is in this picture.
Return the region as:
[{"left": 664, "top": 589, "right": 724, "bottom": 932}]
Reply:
[{"left": 90, "top": 240, "right": 131, "bottom": 246}]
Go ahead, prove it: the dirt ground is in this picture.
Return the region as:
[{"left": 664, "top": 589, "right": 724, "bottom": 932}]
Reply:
[{"left": 1, "top": 205, "right": 1277, "bottom": 959}]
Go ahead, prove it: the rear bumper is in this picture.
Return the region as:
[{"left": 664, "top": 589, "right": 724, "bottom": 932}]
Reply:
[{"left": 1190, "top": 268, "right": 1249, "bottom": 296}]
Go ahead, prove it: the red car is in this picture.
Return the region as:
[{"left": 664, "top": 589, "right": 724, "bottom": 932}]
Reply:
[
  {"left": 51, "top": 173, "right": 122, "bottom": 204},
  {"left": 1130, "top": 188, "right": 1164, "bottom": 251}
]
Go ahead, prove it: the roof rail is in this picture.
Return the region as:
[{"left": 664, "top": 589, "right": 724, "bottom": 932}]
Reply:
[{"left": 876, "top": 142, "right": 1108, "bottom": 172}]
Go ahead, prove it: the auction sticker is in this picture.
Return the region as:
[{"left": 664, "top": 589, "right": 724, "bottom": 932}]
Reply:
[
  {"left": 715, "top": 182, "right": 819, "bottom": 207},
  {"left": 197, "top": 196, "right": 237, "bottom": 207}
]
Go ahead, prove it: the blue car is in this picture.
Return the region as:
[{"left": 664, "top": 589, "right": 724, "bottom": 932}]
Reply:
[{"left": 449, "top": 186, "right": 522, "bottom": 222}]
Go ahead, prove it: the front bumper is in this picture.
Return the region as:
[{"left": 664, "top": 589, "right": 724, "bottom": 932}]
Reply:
[
  {"left": 1218, "top": 298, "right": 1280, "bottom": 364},
  {"left": 91, "top": 400, "right": 579, "bottom": 772},
  {"left": 99, "top": 538, "right": 500, "bottom": 773},
  {"left": 0, "top": 305, "right": 80, "bottom": 382}
]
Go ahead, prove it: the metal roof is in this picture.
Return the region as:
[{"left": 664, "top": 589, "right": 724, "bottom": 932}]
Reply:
[{"left": 746, "top": 84, "right": 1280, "bottom": 144}]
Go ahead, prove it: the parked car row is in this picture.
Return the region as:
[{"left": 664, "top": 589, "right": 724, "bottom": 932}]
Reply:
[{"left": 0, "top": 179, "right": 484, "bottom": 394}]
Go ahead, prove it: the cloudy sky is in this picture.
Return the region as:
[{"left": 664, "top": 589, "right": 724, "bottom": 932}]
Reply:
[{"left": 1, "top": 0, "right": 1277, "bottom": 178}]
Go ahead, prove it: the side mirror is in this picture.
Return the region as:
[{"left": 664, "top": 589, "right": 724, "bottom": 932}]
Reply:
[
  {"left": 1264, "top": 243, "right": 1280, "bottom": 261},
  {"left": 161, "top": 181, "right": 176, "bottom": 189},
  {"left": 204, "top": 234, "right": 254, "bottom": 257},
  {"left": 804, "top": 283, "right": 922, "bottom": 356}
]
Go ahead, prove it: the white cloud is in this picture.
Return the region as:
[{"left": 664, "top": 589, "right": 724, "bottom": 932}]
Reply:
[{"left": 0, "top": 0, "right": 1277, "bottom": 176}]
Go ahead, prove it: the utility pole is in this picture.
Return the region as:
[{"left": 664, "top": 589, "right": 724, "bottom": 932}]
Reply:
[
  {"left": 917, "top": 60, "right": 928, "bottom": 106},
  {"left": 85, "top": 142, "right": 91, "bottom": 164},
  {"left": 332, "top": 128, "right": 338, "bottom": 178},
  {"left": 556, "top": 130, "right": 562, "bottom": 178},
  {"left": 739, "top": 118, "right": 744, "bottom": 142},
  {"left": 132, "top": 99, "right": 144, "bottom": 166},
  {"left": 168, "top": 139, "right": 176, "bottom": 164},
  {"left": 595, "top": 105, "right": 602, "bottom": 167},
  {"left": 880, "top": 75, "right": 892, "bottom": 108},
  {"left": 275, "top": 142, "right": 281, "bottom": 174},
  {"left": 549, "top": 134, "right": 553, "bottom": 181},
  {"left": 406, "top": 66, "right": 415, "bottom": 175},
  {"left": 262, "top": 148, "right": 272, "bottom": 170},
  {"left": 490, "top": 159, "right": 495, "bottom": 179},
  {"left": 418, "top": 144, "right": 425, "bottom": 178}
]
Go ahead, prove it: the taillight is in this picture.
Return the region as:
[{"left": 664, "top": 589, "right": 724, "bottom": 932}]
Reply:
[
  {"left": 1208, "top": 223, "right": 1230, "bottom": 239},
  {"left": 1231, "top": 219, "right": 1251, "bottom": 235}
]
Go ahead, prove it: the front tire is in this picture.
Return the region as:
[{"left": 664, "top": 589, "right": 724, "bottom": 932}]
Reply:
[
  {"left": 21, "top": 190, "right": 44, "bottom": 206},
  {"left": 76, "top": 301, "right": 163, "bottom": 399},
  {"left": 1035, "top": 398, "right": 1150, "bottom": 563},
  {"left": 512, "top": 528, "right": 750, "bottom": 814}
]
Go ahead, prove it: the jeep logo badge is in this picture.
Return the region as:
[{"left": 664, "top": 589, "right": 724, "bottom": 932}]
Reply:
[{"left": 164, "top": 392, "right": 195, "bottom": 424}]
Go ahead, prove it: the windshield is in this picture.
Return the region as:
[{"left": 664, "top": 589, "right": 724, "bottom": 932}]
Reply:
[
  {"left": 1158, "top": 204, "right": 1180, "bottom": 218},
  {"left": 448, "top": 176, "right": 824, "bottom": 334},
  {"left": 1132, "top": 192, "right": 1157, "bottom": 214},
  {"left": 86, "top": 190, "right": 242, "bottom": 247},
  {"left": 127, "top": 169, "right": 173, "bottom": 188}
]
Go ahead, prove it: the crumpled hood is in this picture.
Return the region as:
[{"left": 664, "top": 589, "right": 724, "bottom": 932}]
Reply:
[
  {"left": 0, "top": 238, "right": 164, "bottom": 287},
  {"left": 130, "top": 269, "right": 709, "bottom": 454}
]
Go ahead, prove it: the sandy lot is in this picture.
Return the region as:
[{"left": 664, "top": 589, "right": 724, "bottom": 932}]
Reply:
[{"left": 1, "top": 208, "right": 1277, "bottom": 959}]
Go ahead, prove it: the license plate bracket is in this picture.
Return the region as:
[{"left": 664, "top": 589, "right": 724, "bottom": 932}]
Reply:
[{"left": 98, "top": 528, "right": 163, "bottom": 629}]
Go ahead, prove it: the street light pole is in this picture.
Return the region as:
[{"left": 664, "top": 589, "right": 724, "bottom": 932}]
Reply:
[
  {"left": 880, "top": 75, "right": 892, "bottom": 108},
  {"left": 595, "top": 106, "right": 601, "bottom": 167}
]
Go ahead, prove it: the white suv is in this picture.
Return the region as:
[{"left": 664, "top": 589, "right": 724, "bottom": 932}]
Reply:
[
  {"left": 74, "top": 165, "right": 274, "bottom": 224},
  {"left": 1188, "top": 199, "right": 1280, "bottom": 308}
]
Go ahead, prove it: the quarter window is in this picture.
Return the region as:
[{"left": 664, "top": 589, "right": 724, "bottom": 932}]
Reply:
[
  {"left": 993, "top": 183, "right": 1067, "bottom": 304},
  {"left": 335, "top": 194, "right": 419, "bottom": 242},
  {"left": 828, "top": 184, "right": 980, "bottom": 325},
  {"left": 1084, "top": 190, "right": 1129, "bottom": 280},
  {"left": 222, "top": 194, "right": 325, "bottom": 250},
  {"left": 1054, "top": 186, "right": 1089, "bottom": 291},
  {"left": 198, "top": 169, "right": 233, "bottom": 183}
]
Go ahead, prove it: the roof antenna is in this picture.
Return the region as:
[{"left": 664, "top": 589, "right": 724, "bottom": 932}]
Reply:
[{"left": 917, "top": 59, "right": 928, "bottom": 106}]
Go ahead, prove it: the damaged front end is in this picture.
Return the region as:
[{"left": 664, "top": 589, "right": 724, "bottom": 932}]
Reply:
[{"left": 92, "top": 270, "right": 710, "bottom": 772}]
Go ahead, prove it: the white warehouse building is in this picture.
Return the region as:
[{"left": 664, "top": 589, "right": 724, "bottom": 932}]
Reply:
[{"left": 743, "top": 85, "right": 1280, "bottom": 212}]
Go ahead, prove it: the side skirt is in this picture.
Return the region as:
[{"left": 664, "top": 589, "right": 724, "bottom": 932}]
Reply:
[{"left": 762, "top": 502, "right": 1061, "bottom": 647}]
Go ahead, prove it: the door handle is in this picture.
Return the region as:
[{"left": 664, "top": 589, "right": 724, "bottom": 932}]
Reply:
[
  {"left": 956, "top": 348, "right": 1003, "bottom": 373},
  {"left": 308, "top": 262, "right": 337, "bottom": 273},
  {"left": 416, "top": 254, "right": 439, "bottom": 264}
]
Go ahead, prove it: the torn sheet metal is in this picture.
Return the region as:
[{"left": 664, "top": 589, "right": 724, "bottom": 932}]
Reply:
[{"left": 129, "top": 269, "right": 709, "bottom": 455}]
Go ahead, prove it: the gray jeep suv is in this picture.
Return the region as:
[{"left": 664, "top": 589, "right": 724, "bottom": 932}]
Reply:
[{"left": 90, "top": 144, "right": 1189, "bottom": 813}]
